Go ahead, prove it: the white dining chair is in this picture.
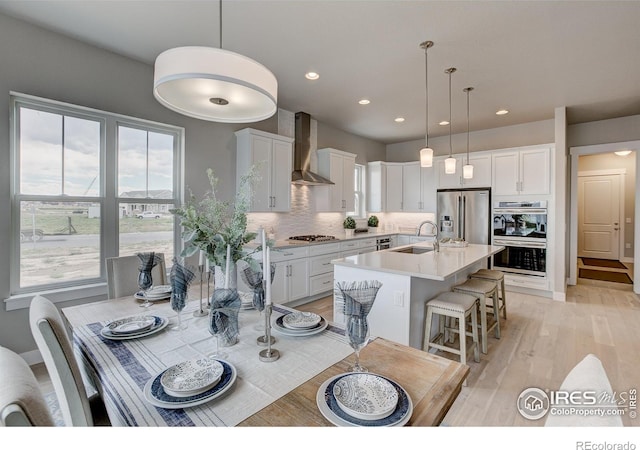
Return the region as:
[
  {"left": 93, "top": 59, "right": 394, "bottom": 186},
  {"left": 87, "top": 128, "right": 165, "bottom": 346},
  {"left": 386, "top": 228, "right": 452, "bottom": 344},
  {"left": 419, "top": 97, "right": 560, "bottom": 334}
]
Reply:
[
  {"left": 0, "top": 346, "right": 55, "bottom": 426},
  {"left": 106, "top": 253, "right": 168, "bottom": 299},
  {"left": 28, "top": 295, "right": 109, "bottom": 426}
]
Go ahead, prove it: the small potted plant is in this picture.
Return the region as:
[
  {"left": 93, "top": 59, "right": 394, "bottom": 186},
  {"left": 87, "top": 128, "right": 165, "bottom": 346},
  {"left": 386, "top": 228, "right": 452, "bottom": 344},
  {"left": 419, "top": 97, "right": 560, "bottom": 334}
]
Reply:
[
  {"left": 367, "top": 215, "right": 379, "bottom": 233},
  {"left": 343, "top": 216, "right": 356, "bottom": 237}
]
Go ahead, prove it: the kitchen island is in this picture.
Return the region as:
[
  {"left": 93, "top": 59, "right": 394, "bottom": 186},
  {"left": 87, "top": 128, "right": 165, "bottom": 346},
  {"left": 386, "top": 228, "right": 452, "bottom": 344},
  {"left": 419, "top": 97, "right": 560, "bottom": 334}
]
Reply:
[{"left": 332, "top": 242, "right": 504, "bottom": 349}]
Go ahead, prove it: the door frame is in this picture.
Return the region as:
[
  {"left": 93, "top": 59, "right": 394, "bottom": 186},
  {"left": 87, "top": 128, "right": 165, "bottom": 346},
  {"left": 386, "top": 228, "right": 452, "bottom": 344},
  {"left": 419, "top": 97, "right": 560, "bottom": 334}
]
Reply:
[
  {"left": 569, "top": 140, "right": 640, "bottom": 292},
  {"left": 577, "top": 169, "right": 625, "bottom": 261}
]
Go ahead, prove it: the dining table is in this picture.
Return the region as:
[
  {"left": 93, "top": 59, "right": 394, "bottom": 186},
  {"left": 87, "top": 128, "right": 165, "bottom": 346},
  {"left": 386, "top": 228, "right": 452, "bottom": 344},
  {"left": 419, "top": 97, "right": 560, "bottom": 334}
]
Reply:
[{"left": 61, "top": 290, "right": 469, "bottom": 427}]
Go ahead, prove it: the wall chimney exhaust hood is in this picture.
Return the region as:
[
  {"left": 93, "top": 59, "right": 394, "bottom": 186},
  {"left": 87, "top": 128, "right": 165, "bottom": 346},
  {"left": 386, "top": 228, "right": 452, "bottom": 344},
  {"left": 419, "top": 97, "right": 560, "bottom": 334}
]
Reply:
[{"left": 292, "top": 112, "right": 334, "bottom": 185}]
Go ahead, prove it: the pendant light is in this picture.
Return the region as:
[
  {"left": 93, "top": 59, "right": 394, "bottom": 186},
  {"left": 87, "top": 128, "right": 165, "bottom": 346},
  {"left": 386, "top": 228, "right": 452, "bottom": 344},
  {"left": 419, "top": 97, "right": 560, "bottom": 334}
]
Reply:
[
  {"left": 463, "top": 87, "right": 474, "bottom": 179},
  {"left": 153, "top": 1, "right": 277, "bottom": 123},
  {"left": 419, "top": 41, "right": 434, "bottom": 167},
  {"left": 444, "top": 67, "right": 457, "bottom": 174}
]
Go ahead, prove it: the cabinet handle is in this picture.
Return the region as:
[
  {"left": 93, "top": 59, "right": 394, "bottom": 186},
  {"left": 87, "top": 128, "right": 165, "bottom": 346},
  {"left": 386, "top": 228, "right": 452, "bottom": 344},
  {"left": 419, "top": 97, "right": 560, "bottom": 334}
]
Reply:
[
  {"left": 272, "top": 196, "right": 276, "bottom": 208},
  {"left": 284, "top": 252, "right": 294, "bottom": 256},
  {"left": 322, "top": 280, "right": 332, "bottom": 285}
]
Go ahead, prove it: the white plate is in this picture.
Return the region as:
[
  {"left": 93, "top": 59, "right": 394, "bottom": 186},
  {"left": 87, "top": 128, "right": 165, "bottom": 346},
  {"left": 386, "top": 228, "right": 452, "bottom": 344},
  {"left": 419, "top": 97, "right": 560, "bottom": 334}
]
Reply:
[
  {"left": 282, "top": 311, "right": 321, "bottom": 329},
  {"left": 316, "top": 373, "right": 413, "bottom": 427},
  {"left": 333, "top": 373, "right": 399, "bottom": 420},
  {"left": 134, "top": 292, "right": 171, "bottom": 301},
  {"left": 100, "top": 316, "right": 168, "bottom": 340},
  {"left": 273, "top": 315, "right": 328, "bottom": 336},
  {"left": 104, "top": 315, "right": 156, "bottom": 335},
  {"left": 143, "top": 359, "right": 237, "bottom": 409},
  {"left": 160, "top": 358, "right": 224, "bottom": 398}
]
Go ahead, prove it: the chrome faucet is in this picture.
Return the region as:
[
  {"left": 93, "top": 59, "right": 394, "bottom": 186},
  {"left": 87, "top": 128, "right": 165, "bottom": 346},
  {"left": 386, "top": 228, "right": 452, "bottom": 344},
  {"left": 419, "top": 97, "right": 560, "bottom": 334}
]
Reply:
[{"left": 416, "top": 220, "right": 439, "bottom": 252}]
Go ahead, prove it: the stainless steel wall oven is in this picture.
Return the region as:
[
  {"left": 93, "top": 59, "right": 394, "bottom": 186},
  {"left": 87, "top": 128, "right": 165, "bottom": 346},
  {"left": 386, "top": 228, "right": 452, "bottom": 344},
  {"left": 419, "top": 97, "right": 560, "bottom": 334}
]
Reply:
[{"left": 492, "top": 201, "right": 547, "bottom": 277}]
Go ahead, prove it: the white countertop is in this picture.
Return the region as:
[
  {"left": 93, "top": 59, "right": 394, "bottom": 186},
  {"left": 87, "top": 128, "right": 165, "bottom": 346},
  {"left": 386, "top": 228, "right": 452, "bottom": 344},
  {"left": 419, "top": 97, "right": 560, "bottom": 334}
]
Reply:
[
  {"left": 247, "top": 230, "right": 422, "bottom": 250},
  {"left": 332, "top": 242, "right": 504, "bottom": 281}
]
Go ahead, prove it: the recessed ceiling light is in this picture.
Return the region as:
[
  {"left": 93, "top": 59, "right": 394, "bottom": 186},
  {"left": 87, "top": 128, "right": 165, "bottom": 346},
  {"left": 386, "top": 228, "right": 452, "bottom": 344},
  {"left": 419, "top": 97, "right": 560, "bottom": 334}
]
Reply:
[
  {"left": 496, "top": 109, "right": 509, "bottom": 115},
  {"left": 395, "top": 117, "right": 405, "bottom": 123},
  {"left": 615, "top": 150, "right": 632, "bottom": 156},
  {"left": 305, "top": 72, "right": 319, "bottom": 80},
  {"left": 358, "top": 99, "right": 370, "bottom": 105},
  {"left": 439, "top": 120, "right": 449, "bottom": 126}
]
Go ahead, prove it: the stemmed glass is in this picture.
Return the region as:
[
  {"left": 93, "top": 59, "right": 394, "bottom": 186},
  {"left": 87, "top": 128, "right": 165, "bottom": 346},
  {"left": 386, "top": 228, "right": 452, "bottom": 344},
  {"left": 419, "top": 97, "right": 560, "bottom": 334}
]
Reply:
[
  {"left": 137, "top": 270, "right": 153, "bottom": 309},
  {"left": 170, "top": 293, "right": 188, "bottom": 332},
  {"left": 208, "top": 310, "right": 229, "bottom": 359},
  {"left": 346, "top": 315, "right": 370, "bottom": 372}
]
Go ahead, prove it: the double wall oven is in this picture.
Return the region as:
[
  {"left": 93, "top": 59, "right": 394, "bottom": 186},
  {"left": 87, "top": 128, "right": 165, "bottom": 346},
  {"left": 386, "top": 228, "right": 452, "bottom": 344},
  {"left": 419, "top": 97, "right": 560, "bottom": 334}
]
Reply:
[{"left": 492, "top": 201, "right": 547, "bottom": 277}]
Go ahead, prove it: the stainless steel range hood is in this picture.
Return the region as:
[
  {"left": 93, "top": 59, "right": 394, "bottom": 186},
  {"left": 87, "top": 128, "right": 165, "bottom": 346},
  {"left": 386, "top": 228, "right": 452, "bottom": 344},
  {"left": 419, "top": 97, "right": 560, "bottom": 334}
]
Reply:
[{"left": 291, "top": 112, "right": 334, "bottom": 185}]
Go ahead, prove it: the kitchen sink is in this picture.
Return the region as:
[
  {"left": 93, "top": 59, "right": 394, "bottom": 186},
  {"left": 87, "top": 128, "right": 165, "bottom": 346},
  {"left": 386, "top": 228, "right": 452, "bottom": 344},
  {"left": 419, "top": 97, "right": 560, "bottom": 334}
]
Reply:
[{"left": 389, "top": 246, "right": 433, "bottom": 254}]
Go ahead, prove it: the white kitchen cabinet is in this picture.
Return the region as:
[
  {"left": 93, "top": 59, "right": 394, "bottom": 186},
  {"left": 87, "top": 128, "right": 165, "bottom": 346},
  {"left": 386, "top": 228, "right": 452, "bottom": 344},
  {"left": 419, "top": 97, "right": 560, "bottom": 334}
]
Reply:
[
  {"left": 315, "top": 148, "right": 356, "bottom": 212},
  {"left": 368, "top": 161, "right": 435, "bottom": 213},
  {"left": 492, "top": 145, "right": 551, "bottom": 196},
  {"left": 270, "top": 247, "right": 309, "bottom": 304},
  {"left": 402, "top": 162, "right": 437, "bottom": 212},
  {"left": 436, "top": 153, "right": 492, "bottom": 189},
  {"left": 235, "top": 128, "right": 294, "bottom": 212},
  {"left": 385, "top": 163, "right": 404, "bottom": 212},
  {"left": 367, "top": 161, "right": 386, "bottom": 212}
]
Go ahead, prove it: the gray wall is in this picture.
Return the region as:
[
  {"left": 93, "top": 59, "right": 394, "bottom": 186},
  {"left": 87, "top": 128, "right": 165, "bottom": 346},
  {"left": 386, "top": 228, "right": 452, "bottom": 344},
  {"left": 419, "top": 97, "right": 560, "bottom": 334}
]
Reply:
[{"left": 0, "top": 13, "right": 381, "bottom": 356}]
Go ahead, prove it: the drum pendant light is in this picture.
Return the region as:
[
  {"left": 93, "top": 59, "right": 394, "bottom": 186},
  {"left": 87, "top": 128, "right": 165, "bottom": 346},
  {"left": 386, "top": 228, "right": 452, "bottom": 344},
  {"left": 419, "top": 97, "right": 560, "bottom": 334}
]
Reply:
[
  {"left": 463, "top": 87, "right": 474, "bottom": 179},
  {"left": 153, "top": 1, "right": 277, "bottom": 123},
  {"left": 419, "top": 41, "right": 434, "bottom": 167},
  {"left": 444, "top": 67, "right": 457, "bottom": 175}
]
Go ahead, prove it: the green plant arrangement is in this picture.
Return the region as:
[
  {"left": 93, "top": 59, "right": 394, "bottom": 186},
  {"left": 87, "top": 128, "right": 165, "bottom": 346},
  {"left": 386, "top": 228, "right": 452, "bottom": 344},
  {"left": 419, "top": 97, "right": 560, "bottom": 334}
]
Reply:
[
  {"left": 367, "top": 215, "right": 379, "bottom": 227},
  {"left": 171, "top": 166, "right": 264, "bottom": 269},
  {"left": 343, "top": 216, "right": 356, "bottom": 229}
]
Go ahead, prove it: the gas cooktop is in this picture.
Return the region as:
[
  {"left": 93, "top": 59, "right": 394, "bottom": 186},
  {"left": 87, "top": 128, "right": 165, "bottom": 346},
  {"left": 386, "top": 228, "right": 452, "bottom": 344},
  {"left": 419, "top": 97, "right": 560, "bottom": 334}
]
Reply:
[{"left": 288, "top": 234, "right": 337, "bottom": 242}]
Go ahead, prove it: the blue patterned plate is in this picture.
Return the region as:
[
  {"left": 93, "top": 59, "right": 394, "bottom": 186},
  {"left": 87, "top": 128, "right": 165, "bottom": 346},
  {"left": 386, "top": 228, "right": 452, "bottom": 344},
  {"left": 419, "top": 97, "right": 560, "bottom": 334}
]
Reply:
[
  {"left": 316, "top": 373, "right": 412, "bottom": 427},
  {"left": 143, "top": 359, "right": 237, "bottom": 409},
  {"left": 100, "top": 315, "right": 168, "bottom": 340}
]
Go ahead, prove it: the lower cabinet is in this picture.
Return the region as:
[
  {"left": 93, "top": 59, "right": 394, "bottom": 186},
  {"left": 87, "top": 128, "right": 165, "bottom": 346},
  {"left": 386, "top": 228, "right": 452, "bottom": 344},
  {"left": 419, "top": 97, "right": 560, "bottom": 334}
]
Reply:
[{"left": 271, "top": 247, "right": 309, "bottom": 304}]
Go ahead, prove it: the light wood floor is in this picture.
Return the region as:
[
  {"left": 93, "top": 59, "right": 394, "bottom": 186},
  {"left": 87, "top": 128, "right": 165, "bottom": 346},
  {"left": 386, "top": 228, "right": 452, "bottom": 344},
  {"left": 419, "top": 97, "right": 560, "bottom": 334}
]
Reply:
[
  {"left": 298, "top": 279, "right": 640, "bottom": 427},
  {"left": 33, "top": 277, "right": 640, "bottom": 427}
]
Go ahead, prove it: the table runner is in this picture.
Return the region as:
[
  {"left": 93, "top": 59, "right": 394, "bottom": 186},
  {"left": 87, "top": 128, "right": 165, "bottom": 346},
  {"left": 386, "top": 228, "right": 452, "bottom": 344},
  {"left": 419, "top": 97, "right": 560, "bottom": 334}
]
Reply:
[{"left": 63, "top": 296, "right": 353, "bottom": 426}]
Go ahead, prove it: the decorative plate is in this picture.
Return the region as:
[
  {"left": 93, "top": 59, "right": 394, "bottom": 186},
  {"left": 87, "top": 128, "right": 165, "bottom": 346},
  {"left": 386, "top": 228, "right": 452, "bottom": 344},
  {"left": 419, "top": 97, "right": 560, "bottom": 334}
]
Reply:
[
  {"left": 273, "top": 315, "right": 328, "bottom": 336},
  {"left": 105, "top": 315, "right": 156, "bottom": 335},
  {"left": 333, "top": 373, "right": 399, "bottom": 420},
  {"left": 143, "top": 359, "right": 237, "bottom": 409},
  {"left": 100, "top": 315, "right": 168, "bottom": 340},
  {"left": 160, "top": 358, "right": 224, "bottom": 398},
  {"left": 316, "top": 373, "right": 413, "bottom": 427},
  {"left": 282, "top": 311, "right": 321, "bottom": 329},
  {"left": 140, "top": 285, "right": 172, "bottom": 299}
]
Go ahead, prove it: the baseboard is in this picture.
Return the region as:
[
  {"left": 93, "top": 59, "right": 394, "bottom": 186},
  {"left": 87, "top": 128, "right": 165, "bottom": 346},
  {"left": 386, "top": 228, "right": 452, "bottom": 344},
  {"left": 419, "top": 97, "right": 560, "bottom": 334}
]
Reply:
[
  {"left": 620, "top": 256, "right": 634, "bottom": 264},
  {"left": 552, "top": 291, "right": 566, "bottom": 302},
  {"left": 21, "top": 349, "right": 43, "bottom": 366}
]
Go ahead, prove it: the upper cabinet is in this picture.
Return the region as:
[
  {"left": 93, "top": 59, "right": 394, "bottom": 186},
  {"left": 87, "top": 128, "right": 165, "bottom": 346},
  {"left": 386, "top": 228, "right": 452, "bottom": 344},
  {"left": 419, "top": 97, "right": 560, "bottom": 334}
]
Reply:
[
  {"left": 315, "top": 148, "right": 357, "bottom": 212},
  {"left": 436, "top": 152, "right": 492, "bottom": 189},
  {"left": 235, "top": 128, "right": 294, "bottom": 212},
  {"left": 367, "top": 161, "right": 436, "bottom": 213},
  {"left": 492, "top": 145, "right": 551, "bottom": 196}
]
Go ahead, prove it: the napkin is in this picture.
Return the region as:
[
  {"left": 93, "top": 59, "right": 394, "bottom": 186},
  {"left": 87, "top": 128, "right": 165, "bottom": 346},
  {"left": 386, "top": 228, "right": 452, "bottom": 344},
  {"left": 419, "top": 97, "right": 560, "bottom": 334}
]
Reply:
[
  {"left": 169, "top": 258, "right": 195, "bottom": 312},
  {"left": 335, "top": 280, "right": 382, "bottom": 345},
  {"left": 137, "top": 252, "right": 162, "bottom": 274},
  {"left": 209, "top": 288, "right": 241, "bottom": 345},
  {"left": 240, "top": 263, "right": 275, "bottom": 312}
]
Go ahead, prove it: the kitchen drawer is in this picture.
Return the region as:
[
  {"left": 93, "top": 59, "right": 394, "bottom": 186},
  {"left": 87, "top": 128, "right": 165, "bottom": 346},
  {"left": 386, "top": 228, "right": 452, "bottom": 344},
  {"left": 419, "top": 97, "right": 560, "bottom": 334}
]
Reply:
[
  {"left": 309, "top": 272, "right": 334, "bottom": 296},
  {"left": 341, "top": 249, "right": 360, "bottom": 258},
  {"left": 340, "top": 241, "right": 359, "bottom": 251},
  {"left": 357, "top": 238, "right": 376, "bottom": 248},
  {"left": 308, "top": 242, "right": 342, "bottom": 256},
  {"left": 271, "top": 246, "right": 309, "bottom": 262},
  {"left": 359, "top": 246, "right": 377, "bottom": 255},
  {"left": 309, "top": 252, "right": 340, "bottom": 276}
]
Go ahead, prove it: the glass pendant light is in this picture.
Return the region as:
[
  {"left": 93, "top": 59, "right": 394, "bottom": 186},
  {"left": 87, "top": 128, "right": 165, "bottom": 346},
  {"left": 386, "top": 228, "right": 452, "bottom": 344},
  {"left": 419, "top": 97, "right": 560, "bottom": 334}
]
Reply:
[
  {"left": 419, "top": 41, "right": 434, "bottom": 167},
  {"left": 444, "top": 67, "right": 457, "bottom": 174},
  {"left": 463, "top": 87, "right": 474, "bottom": 179}
]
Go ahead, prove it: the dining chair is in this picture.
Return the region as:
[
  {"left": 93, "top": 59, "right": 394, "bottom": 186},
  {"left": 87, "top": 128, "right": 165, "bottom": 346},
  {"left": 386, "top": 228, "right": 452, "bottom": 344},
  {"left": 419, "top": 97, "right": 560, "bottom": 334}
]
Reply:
[
  {"left": 106, "top": 253, "right": 168, "bottom": 299},
  {"left": 0, "top": 346, "right": 55, "bottom": 426},
  {"left": 28, "top": 295, "right": 109, "bottom": 426}
]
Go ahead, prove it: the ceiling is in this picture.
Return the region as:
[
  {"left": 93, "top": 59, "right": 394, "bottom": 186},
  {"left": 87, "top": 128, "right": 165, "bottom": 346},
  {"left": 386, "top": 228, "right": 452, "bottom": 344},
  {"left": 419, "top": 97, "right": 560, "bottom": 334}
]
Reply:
[{"left": 1, "top": 0, "right": 639, "bottom": 145}]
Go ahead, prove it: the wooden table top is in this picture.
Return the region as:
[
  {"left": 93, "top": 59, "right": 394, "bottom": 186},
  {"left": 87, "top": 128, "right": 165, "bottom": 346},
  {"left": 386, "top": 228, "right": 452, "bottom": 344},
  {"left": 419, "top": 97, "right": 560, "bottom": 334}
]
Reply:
[{"left": 238, "top": 337, "right": 469, "bottom": 427}]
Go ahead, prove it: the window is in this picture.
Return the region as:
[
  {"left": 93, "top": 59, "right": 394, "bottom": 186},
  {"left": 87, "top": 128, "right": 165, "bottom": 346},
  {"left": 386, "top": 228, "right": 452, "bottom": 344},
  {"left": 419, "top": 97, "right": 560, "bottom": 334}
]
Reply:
[
  {"left": 347, "top": 164, "right": 366, "bottom": 218},
  {"left": 10, "top": 93, "right": 183, "bottom": 297}
]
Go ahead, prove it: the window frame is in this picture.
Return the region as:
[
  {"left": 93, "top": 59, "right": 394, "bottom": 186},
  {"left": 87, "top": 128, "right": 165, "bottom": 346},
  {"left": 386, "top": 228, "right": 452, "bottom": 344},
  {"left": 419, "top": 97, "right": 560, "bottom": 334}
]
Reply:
[{"left": 8, "top": 92, "right": 184, "bottom": 306}]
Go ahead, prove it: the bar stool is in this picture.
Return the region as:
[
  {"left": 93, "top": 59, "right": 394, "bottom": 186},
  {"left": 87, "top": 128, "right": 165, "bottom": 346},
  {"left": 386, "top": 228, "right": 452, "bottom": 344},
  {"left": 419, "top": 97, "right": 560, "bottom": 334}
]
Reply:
[
  {"left": 423, "top": 292, "right": 480, "bottom": 377},
  {"left": 453, "top": 279, "right": 500, "bottom": 354},
  {"left": 469, "top": 268, "right": 507, "bottom": 320}
]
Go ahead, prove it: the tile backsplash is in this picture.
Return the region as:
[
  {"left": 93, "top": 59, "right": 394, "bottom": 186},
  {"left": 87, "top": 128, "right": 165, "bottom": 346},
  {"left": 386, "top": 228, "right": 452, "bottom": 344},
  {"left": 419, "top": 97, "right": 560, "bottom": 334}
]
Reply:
[{"left": 247, "top": 183, "right": 436, "bottom": 239}]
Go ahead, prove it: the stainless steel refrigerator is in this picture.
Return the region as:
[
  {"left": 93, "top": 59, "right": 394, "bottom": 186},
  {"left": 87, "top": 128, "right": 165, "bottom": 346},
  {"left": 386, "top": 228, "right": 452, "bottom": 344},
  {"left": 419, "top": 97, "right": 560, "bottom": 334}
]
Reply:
[{"left": 437, "top": 188, "right": 491, "bottom": 244}]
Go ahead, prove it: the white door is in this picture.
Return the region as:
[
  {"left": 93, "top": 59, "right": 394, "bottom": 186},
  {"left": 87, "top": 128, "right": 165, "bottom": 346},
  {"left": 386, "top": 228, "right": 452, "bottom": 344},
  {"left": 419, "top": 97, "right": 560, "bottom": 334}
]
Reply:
[{"left": 578, "top": 174, "right": 620, "bottom": 260}]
